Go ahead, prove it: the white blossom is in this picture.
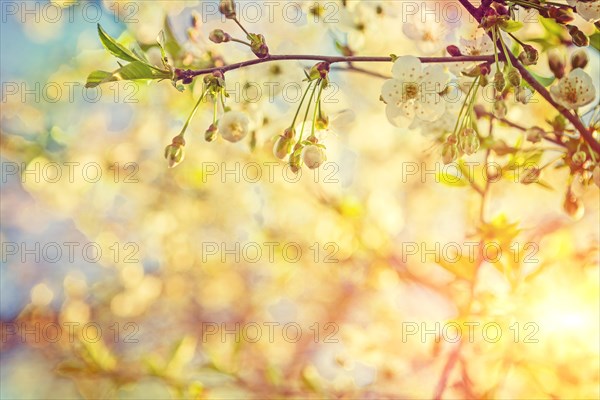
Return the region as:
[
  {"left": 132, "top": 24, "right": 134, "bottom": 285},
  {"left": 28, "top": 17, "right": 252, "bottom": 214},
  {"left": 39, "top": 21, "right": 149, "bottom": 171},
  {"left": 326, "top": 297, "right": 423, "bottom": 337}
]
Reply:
[
  {"left": 567, "top": 0, "right": 600, "bottom": 22},
  {"left": 550, "top": 68, "right": 596, "bottom": 109},
  {"left": 381, "top": 56, "right": 449, "bottom": 127},
  {"left": 218, "top": 111, "right": 250, "bottom": 142}
]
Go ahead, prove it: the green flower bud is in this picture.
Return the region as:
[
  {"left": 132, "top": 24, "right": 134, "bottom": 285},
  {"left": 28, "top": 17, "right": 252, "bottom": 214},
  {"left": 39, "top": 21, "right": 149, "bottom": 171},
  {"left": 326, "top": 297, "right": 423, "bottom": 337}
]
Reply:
[
  {"left": 441, "top": 143, "right": 458, "bottom": 165},
  {"left": 248, "top": 33, "right": 269, "bottom": 59},
  {"left": 273, "top": 129, "right": 295, "bottom": 159},
  {"left": 459, "top": 128, "right": 480, "bottom": 155},
  {"left": 316, "top": 114, "right": 329, "bottom": 130},
  {"left": 289, "top": 146, "right": 303, "bottom": 174},
  {"left": 507, "top": 67, "right": 522, "bottom": 87},
  {"left": 205, "top": 123, "right": 218, "bottom": 142},
  {"left": 572, "top": 151, "right": 587, "bottom": 166},
  {"left": 164, "top": 136, "right": 185, "bottom": 168},
  {"left": 494, "top": 71, "right": 506, "bottom": 93},
  {"left": 219, "top": 0, "right": 236, "bottom": 19},
  {"left": 209, "top": 29, "right": 231, "bottom": 44},
  {"left": 493, "top": 99, "right": 507, "bottom": 119}
]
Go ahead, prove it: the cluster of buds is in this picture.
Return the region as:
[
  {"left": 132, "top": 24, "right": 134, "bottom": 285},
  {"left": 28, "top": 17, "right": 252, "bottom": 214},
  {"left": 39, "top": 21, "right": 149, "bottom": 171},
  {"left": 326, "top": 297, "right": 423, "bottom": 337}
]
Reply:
[
  {"left": 247, "top": 33, "right": 269, "bottom": 59},
  {"left": 164, "top": 136, "right": 185, "bottom": 168},
  {"left": 480, "top": 2, "right": 510, "bottom": 30},
  {"left": 542, "top": 6, "right": 574, "bottom": 25},
  {"left": 308, "top": 62, "right": 331, "bottom": 83},
  {"left": 209, "top": 29, "right": 231, "bottom": 44}
]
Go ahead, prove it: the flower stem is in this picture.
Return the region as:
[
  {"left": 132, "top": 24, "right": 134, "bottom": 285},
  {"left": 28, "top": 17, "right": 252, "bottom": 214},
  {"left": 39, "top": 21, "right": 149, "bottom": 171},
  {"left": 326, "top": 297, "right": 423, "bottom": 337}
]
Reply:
[
  {"left": 290, "top": 81, "right": 314, "bottom": 129},
  {"left": 178, "top": 88, "right": 209, "bottom": 137},
  {"left": 299, "top": 80, "right": 320, "bottom": 143}
]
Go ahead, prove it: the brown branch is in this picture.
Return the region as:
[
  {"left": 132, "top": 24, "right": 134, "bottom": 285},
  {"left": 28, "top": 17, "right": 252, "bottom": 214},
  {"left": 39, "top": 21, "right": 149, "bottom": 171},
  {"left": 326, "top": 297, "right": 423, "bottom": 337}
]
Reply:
[{"left": 180, "top": 54, "right": 496, "bottom": 78}]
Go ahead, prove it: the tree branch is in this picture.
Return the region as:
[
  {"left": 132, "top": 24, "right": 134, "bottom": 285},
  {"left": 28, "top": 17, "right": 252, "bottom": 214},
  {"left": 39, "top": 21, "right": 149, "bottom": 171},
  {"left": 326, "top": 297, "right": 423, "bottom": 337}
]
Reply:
[{"left": 180, "top": 54, "right": 496, "bottom": 78}]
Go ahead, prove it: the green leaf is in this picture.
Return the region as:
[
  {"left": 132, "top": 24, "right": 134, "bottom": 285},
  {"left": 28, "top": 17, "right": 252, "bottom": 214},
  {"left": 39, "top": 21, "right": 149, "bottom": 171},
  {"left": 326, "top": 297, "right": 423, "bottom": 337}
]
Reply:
[
  {"left": 527, "top": 69, "right": 555, "bottom": 87},
  {"left": 590, "top": 32, "right": 600, "bottom": 52},
  {"left": 97, "top": 24, "right": 139, "bottom": 62},
  {"left": 85, "top": 70, "right": 112, "bottom": 88},
  {"left": 436, "top": 171, "right": 469, "bottom": 187},
  {"left": 162, "top": 16, "right": 182, "bottom": 58},
  {"left": 539, "top": 16, "right": 564, "bottom": 37},
  {"left": 87, "top": 62, "right": 171, "bottom": 88},
  {"left": 499, "top": 20, "right": 524, "bottom": 33}
]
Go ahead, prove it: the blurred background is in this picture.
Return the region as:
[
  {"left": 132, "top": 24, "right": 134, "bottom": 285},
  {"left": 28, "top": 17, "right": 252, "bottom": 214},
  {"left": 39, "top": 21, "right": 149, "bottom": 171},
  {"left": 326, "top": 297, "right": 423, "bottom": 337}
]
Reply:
[{"left": 1, "top": 1, "right": 599, "bottom": 399}]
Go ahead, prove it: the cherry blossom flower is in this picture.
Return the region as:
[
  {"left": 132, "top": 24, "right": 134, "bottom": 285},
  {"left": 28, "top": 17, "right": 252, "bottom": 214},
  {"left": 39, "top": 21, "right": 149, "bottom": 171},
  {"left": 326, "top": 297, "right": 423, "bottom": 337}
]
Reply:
[
  {"left": 449, "top": 33, "right": 494, "bottom": 76},
  {"left": 381, "top": 56, "right": 449, "bottom": 127},
  {"left": 218, "top": 111, "right": 250, "bottom": 142},
  {"left": 550, "top": 68, "right": 596, "bottom": 109},
  {"left": 567, "top": 0, "right": 600, "bottom": 22},
  {"left": 402, "top": 21, "right": 452, "bottom": 55}
]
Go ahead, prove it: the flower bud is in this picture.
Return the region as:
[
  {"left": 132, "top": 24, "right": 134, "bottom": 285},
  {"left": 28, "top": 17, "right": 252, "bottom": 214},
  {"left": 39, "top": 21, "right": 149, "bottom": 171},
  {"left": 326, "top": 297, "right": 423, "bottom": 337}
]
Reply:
[
  {"left": 205, "top": 123, "right": 218, "bottom": 142},
  {"left": 316, "top": 114, "right": 329, "bottom": 130},
  {"left": 209, "top": 29, "right": 231, "bottom": 44},
  {"left": 493, "top": 99, "right": 507, "bottom": 119},
  {"left": 548, "top": 7, "right": 574, "bottom": 24},
  {"left": 460, "top": 128, "right": 480, "bottom": 155},
  {"left": 563, "top": 188, "right": 584, "bottom": 220},
  {"left": 526, "top": 127, "right": 544, "bottom": 143},
  {"left": 494, "top": 71, "right": 506, "bottom": 92},
  {"left": 593, "top": 165, "right": 600, "bottom": 188},
  {"left": 548, "top": 52, "right": 565, "bottom": 79},
  {"left": 515, "top": 87, "right": 532, "bottom": 104},
  {"left": 309, "top": 62, "right": 330, "bottom": 81},
  {"left": 219, "top": 0, "right": 236, "bottom": 19},
  {"left": 273, "top": 129, "right": 295, "bottom": 159},
  {"left": 303, "top": 145, "right": 327, "bottom": 169},
  {"left": 446, "top": 45, "right": 462, "bottom": 57},
  {"left": 518, "top": 44, "right": 539, "bottom": 66},
  {"left": 248, "top": 33, "right": 269, "bottom": 59},
  {"left": 572, "top": 151, "right": 587, "bottom": 166},
  {"left": 568, "top": 25, "right": 589, "bottom": 47},
  {"left": 570, "top": 50, "right": 589, "bottom": 70},
  {"left": 289, "top": 145, "right": 303, "bottom": 174},
  {"left": 446, "top": 134, "right": 458, "bottom": 145},
  {"left": 164, "top": 136, "right": 185, "bottom": 168},
  {"left": 520, "top": 167, "right": 540, "bottom": 184},
  {"left": 441, "top": 143, "right": 458, "bottom": 165},
  {"left": 507, "top": 67, "right": 522, "bottom": 87}
]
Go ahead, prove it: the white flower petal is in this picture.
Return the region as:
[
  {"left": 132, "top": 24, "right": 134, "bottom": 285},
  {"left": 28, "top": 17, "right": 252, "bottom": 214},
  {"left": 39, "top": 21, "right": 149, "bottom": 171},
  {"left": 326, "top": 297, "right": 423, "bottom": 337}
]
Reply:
[
  {"left": 415, "top": 97, "right": 446, "bottom": 122},
  {"left": 568, "top": 0, "right": 600, "bottom": 21},
  {"left": 422, "top": 64, "right": 449, "bottom": 91},
  {"left": 381, "top": 79, "right": 404, "bottom": 105},
  {"left": 386, "top": 104, "right": 414, "bottom": 127},
  {"left": 391, "top": 56, "right": 422, "bottom": 81}
]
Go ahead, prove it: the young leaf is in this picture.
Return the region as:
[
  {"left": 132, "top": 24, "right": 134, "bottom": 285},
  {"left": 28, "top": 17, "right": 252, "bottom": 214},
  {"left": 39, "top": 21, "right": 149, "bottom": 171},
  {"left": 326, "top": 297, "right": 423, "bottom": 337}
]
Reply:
[
  {"left": 97, "top": 24, "right": 139, "bottom": 62},
  {"left": 85, "top": 70, "right": 112, "bottom": 88},
  {"left": 87, "top": 62, "right": 171, "bottom": 88},
  {"left": 499, "top": 20, "right": 523, "bottom": 33}
]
